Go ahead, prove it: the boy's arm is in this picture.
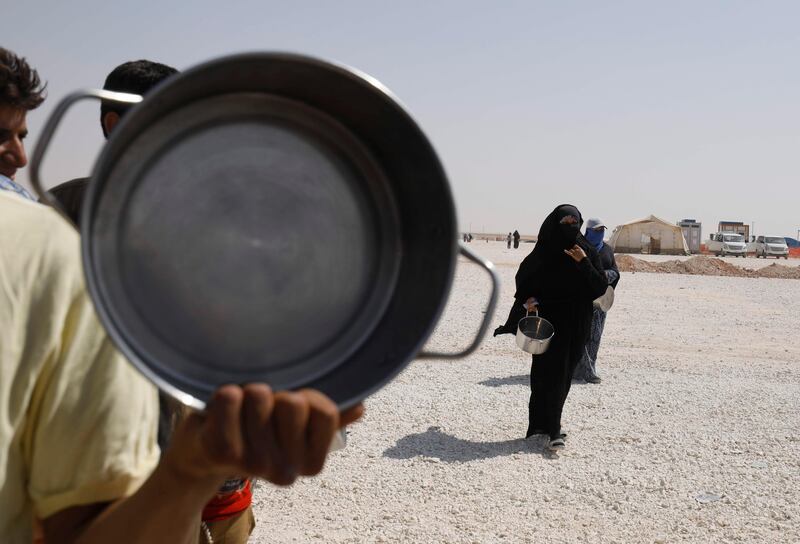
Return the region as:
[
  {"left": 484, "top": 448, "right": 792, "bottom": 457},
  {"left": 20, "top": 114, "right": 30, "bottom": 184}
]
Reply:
[{"left": 43, "top": 386, "right": 363, "bottom": 544}]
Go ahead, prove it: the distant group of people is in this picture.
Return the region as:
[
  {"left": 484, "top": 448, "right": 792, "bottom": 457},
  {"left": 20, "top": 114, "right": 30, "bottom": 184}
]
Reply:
[
  {"left": 0, "top": 47, "right": 362, "bottom": 544},
  {"left": 495, "top": 205, "right": 619, "bottom": 450},
  {"left": 506, "top": 230, "right": 521, "bottom": 249}
]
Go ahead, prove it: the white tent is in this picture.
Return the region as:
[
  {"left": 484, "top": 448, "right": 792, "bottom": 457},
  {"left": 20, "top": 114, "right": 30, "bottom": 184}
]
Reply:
[{"left": 609, "top": 215, "right": 689, "bottom": 255}]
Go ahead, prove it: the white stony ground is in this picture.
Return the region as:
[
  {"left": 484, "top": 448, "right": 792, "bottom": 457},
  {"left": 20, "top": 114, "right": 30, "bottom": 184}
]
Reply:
[{"left": 251, "top": 242, "right": 800, "bottom": 543}]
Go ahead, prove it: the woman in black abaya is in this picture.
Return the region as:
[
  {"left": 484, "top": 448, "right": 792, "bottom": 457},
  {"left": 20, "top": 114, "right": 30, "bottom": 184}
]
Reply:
[{"left": 504, "top": 205, "right": 608, "bottom": 449}]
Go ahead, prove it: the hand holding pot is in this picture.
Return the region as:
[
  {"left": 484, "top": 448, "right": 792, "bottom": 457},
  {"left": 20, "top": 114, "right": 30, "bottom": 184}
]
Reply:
[
  {"left": 525, "top": 297, "right": 539, "bottom": 312},
  {"left": 164, "top": 385, "right": 364, "bottom": 488}
]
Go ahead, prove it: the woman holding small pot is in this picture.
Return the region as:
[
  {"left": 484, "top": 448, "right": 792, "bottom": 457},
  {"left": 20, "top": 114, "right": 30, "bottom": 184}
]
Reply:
[{"left": 513, "top": 205, "right": 607, "bottom": 449}]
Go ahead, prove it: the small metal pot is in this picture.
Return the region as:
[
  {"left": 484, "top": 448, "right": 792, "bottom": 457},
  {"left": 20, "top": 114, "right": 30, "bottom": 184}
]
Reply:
[{"left": 516, "top": 309, "right": 554, "bottom": 355}]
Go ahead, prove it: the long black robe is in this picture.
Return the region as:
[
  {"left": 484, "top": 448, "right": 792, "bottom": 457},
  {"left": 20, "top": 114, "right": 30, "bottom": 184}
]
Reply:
[{"left": 507, "top": 205, "right": 608, "bottom": 439}]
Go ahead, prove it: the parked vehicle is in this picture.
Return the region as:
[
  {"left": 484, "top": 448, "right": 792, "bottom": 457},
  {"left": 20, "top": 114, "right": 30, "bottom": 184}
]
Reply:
[
  {"left": 707, "top": 232, "right": 747, "bottom": 257},
  {"left": 754, "top": 236, "right": 789, "bottom": 259}
]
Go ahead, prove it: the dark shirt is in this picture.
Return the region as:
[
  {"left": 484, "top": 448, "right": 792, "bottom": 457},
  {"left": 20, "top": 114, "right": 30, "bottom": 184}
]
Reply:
[
  {"left": 48, "top": 177, "right": 89, "bottom": 225},
  {"left": 598, "top": 243, "right": 620, "bottom": 289}
]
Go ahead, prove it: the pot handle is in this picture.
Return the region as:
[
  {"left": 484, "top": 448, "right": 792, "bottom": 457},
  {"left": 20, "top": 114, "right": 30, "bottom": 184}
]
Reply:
[
  {"left": 29, "top": 89, "right": 143, "bottom": 226},
  {"left": 417, "top": 243, "right": 500, "bottom": 360}
]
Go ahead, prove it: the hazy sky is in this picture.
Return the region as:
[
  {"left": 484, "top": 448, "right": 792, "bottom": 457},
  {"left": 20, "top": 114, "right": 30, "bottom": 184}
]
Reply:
[{"left": 8, "top": 1, "right": 800, "bottom": 238}]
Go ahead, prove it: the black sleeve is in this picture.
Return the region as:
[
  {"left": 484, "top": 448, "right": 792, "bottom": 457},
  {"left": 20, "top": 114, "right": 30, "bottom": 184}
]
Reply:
[
  {"left": 600, "top": 244, "right": 619, "bottom": 289},
  {"left": 514, "top": 250, "right": 542, "bottom": 301},
  {"left": 514, "top": 269, "right": 541, "bottom": 303},
  {"left": 577, "top": 251, "right": 609, "bottom": 300}
]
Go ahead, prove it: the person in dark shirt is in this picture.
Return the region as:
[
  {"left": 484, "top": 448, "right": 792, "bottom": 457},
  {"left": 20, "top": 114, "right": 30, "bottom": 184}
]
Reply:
[
  {"left": 48, "top": 59, "right": 261, "bottom": 543},
  {"left": 513, "top": 229, "right": 520, "bottom": 249},
  {"left": 573, "top": 217, "right": 620, "bottom": 384},
  {"left": 48, "top": 60, "right": 178, "bottom": 224}
]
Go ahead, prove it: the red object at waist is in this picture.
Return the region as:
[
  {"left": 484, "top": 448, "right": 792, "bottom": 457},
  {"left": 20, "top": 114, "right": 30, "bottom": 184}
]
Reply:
[{"left": 202, "top": 479, "right": 252, "bottom": 522}]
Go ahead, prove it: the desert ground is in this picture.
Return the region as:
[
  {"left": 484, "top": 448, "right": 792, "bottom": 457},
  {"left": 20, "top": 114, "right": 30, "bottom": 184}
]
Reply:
[{"left": 251, "top": 242, "right": 800, "bottom": 543}]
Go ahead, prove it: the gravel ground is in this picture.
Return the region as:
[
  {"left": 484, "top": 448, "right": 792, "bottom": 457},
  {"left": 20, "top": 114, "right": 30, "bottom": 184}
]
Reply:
[{"left": 251, "top": 242, "right": 800, "bottom": 543}]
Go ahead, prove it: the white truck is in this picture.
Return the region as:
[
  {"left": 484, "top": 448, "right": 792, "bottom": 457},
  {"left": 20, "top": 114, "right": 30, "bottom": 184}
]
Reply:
[
  {"left": 707, "top": 232, "right": 747, "bottom": 257},
  {"left": 754, "top": 236, "right": 789, "bottom": 259}
]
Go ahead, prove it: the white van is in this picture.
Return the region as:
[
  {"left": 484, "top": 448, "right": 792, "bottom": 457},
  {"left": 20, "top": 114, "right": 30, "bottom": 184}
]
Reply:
[
  {"left": 754, "top": 236, "right": 789, "bottom": 259},
  {"left": 707, "top": 233, "right": 747, "bottom": 257}
]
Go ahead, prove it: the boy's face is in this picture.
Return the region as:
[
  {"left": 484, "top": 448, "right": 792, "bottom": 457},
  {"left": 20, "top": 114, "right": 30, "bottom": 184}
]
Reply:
[{"left": 0, "top": 105, "right": 29, "bottom": 180}]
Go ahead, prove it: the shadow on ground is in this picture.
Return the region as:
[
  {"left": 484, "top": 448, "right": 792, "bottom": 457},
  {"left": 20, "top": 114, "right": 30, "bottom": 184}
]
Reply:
[
  {"left": 479, "top": 374, "right": 528, "bottom": 387},
  {"left": 479, "top": 374, "right": 593, "bottom": 388},
  {"left": 383, "top": 426, "right": 550, "bottom": 463}
]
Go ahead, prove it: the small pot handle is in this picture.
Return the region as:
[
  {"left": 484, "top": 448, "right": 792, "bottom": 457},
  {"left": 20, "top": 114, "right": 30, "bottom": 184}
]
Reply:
[
  {"left": 417, "top": 243, "right": 500, "bottom": 360},
  {"left": 29, "top": 89, "right": 143, "bottom": 226}
]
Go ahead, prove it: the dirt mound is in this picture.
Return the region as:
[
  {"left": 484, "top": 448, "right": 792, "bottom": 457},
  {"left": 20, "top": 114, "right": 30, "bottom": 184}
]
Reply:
[
  {"left": 675, "top": 256, "right": 755, "bottom": 277},
  {"left": 756, "top": 263, "right": 800, "bottom": 279},
  {"left": 617, "top": 255, "right": 800, "bottom": 279},
  {"left": 615, "top": 255, "right": 658, "bottom": 273}
]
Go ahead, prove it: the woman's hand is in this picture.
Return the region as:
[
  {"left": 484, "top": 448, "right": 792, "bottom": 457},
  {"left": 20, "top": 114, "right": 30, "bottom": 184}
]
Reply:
[
  {"left": 525, "top": 297, "right": 538, "bottom": 312},
  {"left": 564, "top": 245, "right": 587, "bottom": 263}
]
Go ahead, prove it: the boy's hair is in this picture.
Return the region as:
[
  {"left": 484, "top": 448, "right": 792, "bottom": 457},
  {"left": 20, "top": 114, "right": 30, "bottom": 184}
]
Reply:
[
  {"left": 100, "top": 60, "right": 178, "bottom": 136},
  {"left": 0, "top": 47, "right": 46, "bottom": 110}
]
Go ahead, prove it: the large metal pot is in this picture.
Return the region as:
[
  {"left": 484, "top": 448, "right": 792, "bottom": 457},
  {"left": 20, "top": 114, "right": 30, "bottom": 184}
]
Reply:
[{"left": 30, "top": 52, "right": 499, "bottom": 410}]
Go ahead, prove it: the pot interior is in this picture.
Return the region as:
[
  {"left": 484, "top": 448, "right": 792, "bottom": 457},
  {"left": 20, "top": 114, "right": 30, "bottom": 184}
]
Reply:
[{"left": 90, "top": 93, "right": 400, "bottom": 395}]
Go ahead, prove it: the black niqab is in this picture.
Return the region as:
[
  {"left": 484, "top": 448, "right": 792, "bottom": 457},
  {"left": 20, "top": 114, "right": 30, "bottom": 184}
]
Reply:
[
  {"left": 538, "top": 204, "right": 582, "bottom": 250},
  {"left": 513, "top": 204, "right": 600, "bottom": 304}
]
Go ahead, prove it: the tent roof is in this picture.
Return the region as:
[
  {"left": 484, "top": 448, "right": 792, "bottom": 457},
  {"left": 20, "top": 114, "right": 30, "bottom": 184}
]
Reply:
[
  {"left": 608, "top": 213, "right": 691, "bottom": 254},
  {"left": 613, "top": 215, "right": 679, "bottom": 229}
]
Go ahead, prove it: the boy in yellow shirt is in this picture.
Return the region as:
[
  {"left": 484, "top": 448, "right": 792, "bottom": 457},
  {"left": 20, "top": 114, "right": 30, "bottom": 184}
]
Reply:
[{"left": 0, "top": 48, "right": 362, "bottom": 544}]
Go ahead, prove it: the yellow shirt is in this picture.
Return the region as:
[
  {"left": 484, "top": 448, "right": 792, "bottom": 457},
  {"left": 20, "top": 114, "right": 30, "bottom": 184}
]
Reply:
[{"left": 0, "top": 193, "right": 159, "bottom": 542}]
